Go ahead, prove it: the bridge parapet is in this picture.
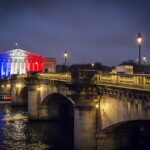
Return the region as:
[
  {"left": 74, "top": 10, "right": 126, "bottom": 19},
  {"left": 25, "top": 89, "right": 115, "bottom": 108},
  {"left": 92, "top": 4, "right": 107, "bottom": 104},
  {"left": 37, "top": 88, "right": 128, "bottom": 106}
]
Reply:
[
  {"left": 94, "top": 73, "right": 150, "bottom": 90},
  {"left": 7, "top": 72, "right": 150, "bottom": 91},
  {"left": 38, "top": 73, "right": 71, "bottom": 82}
]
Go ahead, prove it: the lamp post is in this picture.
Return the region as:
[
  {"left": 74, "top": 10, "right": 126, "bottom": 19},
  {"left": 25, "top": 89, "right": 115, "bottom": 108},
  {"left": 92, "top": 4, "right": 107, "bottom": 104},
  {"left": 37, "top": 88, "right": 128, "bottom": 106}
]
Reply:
[
  {"left": 95, "top": 104, "right": 99, "bottom": 132},
  {"left": 137, "top": 33, "right": 142, "bottom": 66},
  {"left": 64, "top": 50, "right": 68, "bottom": 72}
]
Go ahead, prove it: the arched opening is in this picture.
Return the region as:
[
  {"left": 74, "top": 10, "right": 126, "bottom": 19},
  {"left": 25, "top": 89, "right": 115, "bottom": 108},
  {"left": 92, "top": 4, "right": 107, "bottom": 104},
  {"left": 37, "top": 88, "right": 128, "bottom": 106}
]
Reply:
[
  {"left": 98, "top": 120, "right": 150, "bottom": 149},
  {"left": 41, "top": 93, "right": 74, "bottom": 121},
  {"left": 19, "top": 87, "right": 28, "bottom": 106}
]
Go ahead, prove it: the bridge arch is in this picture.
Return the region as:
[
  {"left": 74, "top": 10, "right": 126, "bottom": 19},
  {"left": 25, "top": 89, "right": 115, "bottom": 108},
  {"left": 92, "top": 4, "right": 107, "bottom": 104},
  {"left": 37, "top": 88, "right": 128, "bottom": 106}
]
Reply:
[
  {"left": 41, "top": 93, "right": 74, "bottom": 120},
  {"left": 98, "top": 120, "right": 150, "bottom": 149},
  {"left": 102, "top": 120, "right": 150, "bottom": 131}
]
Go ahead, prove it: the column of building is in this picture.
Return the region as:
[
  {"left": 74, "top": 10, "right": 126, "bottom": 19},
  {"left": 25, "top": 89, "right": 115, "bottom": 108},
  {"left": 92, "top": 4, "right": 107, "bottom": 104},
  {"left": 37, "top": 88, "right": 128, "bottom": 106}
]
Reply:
[{"left": 0, "top": 60, "right": 4, "bottom": 77}]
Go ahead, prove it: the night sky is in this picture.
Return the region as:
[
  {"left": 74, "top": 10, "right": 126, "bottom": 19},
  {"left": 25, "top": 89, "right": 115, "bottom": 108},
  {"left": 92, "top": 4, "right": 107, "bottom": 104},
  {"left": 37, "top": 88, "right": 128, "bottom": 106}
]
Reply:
[{"left": 0, "top": 0, "right": 150, "bottom": 66}]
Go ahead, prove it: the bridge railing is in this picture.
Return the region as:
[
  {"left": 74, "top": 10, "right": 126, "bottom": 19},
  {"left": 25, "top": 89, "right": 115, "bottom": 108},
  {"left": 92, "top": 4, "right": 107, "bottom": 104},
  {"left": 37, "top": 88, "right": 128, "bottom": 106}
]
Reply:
[
  {"left": 94, "top": 73, "right": 150, "bottom": 89},
  {"left": 38, "top": 73, "right": 71, "bottom": 82},
  {"left": 11, "top": 72, "right": 150, "bottom": 90}
]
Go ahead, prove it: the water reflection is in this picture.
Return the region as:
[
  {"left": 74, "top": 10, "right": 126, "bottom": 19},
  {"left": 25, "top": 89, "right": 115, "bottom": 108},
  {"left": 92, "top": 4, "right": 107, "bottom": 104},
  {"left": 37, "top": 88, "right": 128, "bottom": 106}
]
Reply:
[
  {"left": 0, "top": 104, "right": 73, "bottom": 150},
  {"left": 0, "top": 93, "right": 150, "bottom": 150}
]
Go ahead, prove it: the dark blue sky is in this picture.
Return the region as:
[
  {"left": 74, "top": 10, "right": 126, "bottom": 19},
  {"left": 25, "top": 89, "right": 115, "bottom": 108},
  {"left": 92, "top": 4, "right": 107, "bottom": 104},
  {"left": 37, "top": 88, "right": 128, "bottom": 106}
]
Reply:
[{"left": 0, "top": 0, "right": 150, "bottom": 66}]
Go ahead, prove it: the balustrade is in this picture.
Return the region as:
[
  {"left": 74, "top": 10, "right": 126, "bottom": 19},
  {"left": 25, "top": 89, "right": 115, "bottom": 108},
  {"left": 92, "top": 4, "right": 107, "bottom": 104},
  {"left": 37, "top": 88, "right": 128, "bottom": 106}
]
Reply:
[
  {"left": 37, "top": 73, "right": 150, "bottom": 89},
  {"left": 95, "top": 74, "right": 150, "bottom": 89}
]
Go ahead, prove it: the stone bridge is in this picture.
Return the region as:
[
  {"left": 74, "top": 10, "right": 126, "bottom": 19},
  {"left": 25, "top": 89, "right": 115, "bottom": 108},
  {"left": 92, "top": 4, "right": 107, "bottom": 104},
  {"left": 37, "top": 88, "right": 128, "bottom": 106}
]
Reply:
[{"left": 0, "top": 72, "right": 150, "bottom": 131}]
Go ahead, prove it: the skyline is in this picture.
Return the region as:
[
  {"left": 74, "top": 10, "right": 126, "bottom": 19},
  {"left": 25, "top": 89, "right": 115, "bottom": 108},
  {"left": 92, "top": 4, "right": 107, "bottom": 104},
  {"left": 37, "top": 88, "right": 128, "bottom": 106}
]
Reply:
[{"left": 0, "top": 0, "right": 150, "bottom": 65}]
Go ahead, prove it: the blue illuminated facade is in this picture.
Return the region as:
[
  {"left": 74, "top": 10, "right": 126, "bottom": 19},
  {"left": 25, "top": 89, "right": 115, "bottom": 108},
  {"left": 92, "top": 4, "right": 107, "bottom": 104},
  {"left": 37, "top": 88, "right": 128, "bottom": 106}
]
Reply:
[{"left": 0, "top": 52, "right": 11, "bottom": 78}]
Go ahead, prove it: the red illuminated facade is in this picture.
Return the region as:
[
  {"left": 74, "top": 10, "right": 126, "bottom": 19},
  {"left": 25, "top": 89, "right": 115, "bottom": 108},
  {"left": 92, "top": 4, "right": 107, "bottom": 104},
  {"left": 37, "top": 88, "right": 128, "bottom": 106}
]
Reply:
[{"left": 25, "top": 51, "right": 44, "bottom": 72}]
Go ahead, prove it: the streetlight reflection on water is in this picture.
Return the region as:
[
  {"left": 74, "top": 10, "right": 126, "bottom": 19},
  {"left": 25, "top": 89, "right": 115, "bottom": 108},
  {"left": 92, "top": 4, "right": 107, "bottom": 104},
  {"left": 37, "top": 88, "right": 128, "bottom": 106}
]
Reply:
[
  {"left": 0, "top": 105, "right": 51, "bottom": 149},
  {"left": 0, "top": 105, "right": 73, "bottom": 150}
]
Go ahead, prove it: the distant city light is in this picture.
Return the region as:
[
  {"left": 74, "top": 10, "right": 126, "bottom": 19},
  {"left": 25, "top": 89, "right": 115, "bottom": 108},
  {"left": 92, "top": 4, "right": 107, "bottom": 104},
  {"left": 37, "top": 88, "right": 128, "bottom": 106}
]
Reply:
[
  {"left": 143, "top": 55, "right": 147, "bottom": 64},
  {"left": 15, "top": 43, "right": 18, "bottom": 46}
]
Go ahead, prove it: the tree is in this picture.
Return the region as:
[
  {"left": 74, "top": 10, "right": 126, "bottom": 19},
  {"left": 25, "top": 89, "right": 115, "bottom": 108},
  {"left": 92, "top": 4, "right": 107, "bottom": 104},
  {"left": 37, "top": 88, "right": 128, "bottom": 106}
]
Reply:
[{"left": 70, "top": 62, "right": 112, "bottom": 73}]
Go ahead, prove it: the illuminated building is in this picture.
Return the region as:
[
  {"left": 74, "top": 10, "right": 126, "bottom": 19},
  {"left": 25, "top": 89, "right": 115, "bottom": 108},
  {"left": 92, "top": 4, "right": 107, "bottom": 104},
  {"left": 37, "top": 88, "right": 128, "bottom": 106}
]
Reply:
[
  {"left": 0, "top": 49, "right": 56, "bottom": 78},
  {"left": 43, "top": 58, "right": 56, "bottom": 73}
]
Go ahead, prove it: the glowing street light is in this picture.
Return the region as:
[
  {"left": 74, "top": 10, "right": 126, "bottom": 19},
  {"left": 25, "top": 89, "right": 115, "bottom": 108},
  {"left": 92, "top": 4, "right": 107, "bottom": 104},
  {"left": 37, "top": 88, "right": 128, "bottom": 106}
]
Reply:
[
  {"left": 15, "top": 43, "right": 18, "bottom": 46},
  {"left": 64, "top": 50, "right": 68, "bottom": 66},
  {"left": 16, "top": 84, "right": 21, "bottom": 88},
  {"left": 92, "top": 63, "right": 95, "bottom": 68},
  {"left": 7, "top": 84, "right": 11, "bottom": 88},
  {"left": 95, "top": 104, "right": 99, "bottom": 109},
  {"left": 143, "top": 55, "right": 147, "bottom": 64},
  {"left": 37, "top": 85, "right": 42, "bottom": 91},
  {"left": 37, "top": 87, "right": 41, "bottom": 91},
  {"left": 137, "top": 33, "right": 142, "bottom": 66}
]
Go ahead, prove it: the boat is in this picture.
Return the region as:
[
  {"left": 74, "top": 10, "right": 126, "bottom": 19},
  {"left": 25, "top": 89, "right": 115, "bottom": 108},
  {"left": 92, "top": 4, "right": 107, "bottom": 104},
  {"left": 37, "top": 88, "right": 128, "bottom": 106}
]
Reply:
[{"left": 0, "top": 93, "right": 11, "bottom": 101}]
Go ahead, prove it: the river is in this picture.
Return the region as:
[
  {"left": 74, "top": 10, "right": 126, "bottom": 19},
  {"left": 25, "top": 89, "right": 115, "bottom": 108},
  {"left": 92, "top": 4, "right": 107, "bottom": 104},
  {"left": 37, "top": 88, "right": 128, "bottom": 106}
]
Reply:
[
  {"left": 0, "top": 98, "right": 150, "bottom": 150},
  {"left": 0, "top": 103, "right": 73, "bottom": 150}
]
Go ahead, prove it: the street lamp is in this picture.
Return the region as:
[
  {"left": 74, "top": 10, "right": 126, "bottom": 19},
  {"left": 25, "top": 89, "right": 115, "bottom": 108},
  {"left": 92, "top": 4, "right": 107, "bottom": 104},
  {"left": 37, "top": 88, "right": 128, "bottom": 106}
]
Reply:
[
  {"left": 95, "top": 104, "right": 99, "bottom": 133},
  {"left": 64, "top": 50, "right": 68, "bottom": 71},
  {"left": 137, "top": 33, "right": 142, "bottom": 66}
]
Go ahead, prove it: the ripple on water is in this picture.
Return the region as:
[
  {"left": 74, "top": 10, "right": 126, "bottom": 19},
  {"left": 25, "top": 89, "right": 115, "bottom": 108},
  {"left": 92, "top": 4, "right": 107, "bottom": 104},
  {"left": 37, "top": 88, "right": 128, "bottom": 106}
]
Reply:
[{"left": 0, "top": 105, "right": 51, "bottom": 150}]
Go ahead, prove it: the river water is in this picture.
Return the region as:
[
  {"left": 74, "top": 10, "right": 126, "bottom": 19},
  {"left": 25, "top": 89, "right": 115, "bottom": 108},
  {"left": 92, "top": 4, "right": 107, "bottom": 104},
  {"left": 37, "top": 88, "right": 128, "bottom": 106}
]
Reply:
[
  {"left": 0, "top": 99, "right": 150, "bottom": 150},
  {"left": 0, "top": 103, "right": 73, "bottom": 150}
]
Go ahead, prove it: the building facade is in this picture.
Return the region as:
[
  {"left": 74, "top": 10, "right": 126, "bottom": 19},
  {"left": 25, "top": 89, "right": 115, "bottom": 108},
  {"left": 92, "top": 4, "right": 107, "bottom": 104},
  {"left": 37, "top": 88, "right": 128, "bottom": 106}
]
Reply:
[
  {"left": 0, "top": 49, "right": 56, "bottom": 78},
  {"left": 43, "top": 58, "right": 56, "bottom": 73}
]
